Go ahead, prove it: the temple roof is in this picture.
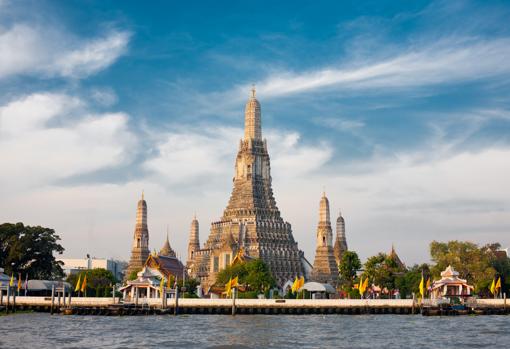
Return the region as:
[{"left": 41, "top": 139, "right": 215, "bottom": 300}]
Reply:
[
  {"left": 441, "top": 265, "right": 459, "bottom": 278},
  {"left": 144, "top": 254, "right": 184, "bottom": 279},
  {"left": 431, "top": 265, "right": 473, "bottom": 290},
  {"left": 389, "top": 245, "right": 405, "bottom": 269},
  {"left": 159, "top": 233, "right": 176, "bottom": 257}
]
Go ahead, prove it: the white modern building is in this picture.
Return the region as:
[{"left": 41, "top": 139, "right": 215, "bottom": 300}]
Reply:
[{"left": 58, "top": 257, "right": 125, "bottom": 281}]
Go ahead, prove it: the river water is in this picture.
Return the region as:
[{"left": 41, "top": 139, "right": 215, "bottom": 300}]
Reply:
[{"left": 1, "top": 313, "right": 509, "bottom": 348}]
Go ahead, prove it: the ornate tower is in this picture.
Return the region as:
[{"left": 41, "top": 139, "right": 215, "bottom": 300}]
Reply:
[
  {"left": 311, "top": 192, "right": 339, "bottom": 285},
  {"left": 187, "top": 215, "right": 200, "bottom": 265},
  {"left": 333, "top": 210, "right": 348, "bottom": 266},
  {"left": 126, "top": 192, "right": 150, "bottom": 278},
  {"left": 189, "top": 88, "right": 305, "bottom": 288}
]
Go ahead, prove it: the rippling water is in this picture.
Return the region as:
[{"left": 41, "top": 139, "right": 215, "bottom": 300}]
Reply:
[{"left": 1, "top": 313, "right": 509, "bottom": 348}]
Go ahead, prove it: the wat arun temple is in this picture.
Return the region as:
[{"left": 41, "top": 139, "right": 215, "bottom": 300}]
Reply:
[
  {"left": 187, "top": 88, "right": 308, "bottom": 289},
  {"left": 126, "top": 88, "right": 349, "bottom": 290}
]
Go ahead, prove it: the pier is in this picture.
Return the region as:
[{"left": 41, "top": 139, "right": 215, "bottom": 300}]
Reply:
[{"left": 3, "top": 296, "right": 509, "bottom": 316}]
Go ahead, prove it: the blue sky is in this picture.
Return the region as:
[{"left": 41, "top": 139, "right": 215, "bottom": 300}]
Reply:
[{"left": 0, "top": 0, "right": 509, "bottom": 265}]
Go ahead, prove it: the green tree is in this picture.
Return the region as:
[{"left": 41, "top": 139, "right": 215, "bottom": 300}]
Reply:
[
  {"left": 395, "top": 264, "right": 430, "bottom": 299},
  {"left": 176, "top": 278, "right": 200, "bottom": 298},
  {"left": 128, "top": 269, "right": 140, "bottom": 281},
  {"left": 484, "top": 243, "right": 510, "bottom": 295},
  {"left": 0, "top": 222, "right": 65, "bottom": 279},
  {"left": 338, "top": 251, "right": 361, "bottom": 292},
  {"left": 363, "top": 253, "right": 405, "bottom": 297},
  {"left": 430, "top": 240, "right": 496, "bottom": 292},
  {"left": 67, "top": 268, "right": 116, "bottom": 296},
  {"left": 216, "top": 259, "right": 276, "bottom": 297}
]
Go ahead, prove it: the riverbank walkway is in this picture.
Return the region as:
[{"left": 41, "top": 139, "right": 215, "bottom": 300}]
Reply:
[{"left": 2, "top": 295, "right": 509, "bottom": 316}]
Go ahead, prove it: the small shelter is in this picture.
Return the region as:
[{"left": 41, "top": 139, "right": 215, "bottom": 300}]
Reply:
[
  {"left": 119, "top": 267, "right": 166, "bottom": 301},
  {"left": 430, "top": 265, "right": 474, "bottom": 299},
  {"left": 299, "top": 281, "right": 336, "bottom": 299}
]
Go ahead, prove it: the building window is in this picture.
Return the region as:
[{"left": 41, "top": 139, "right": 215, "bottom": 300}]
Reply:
[
  {"left": 137, "top": 238, "right": 141, "bottom": 248},
  {"left": 213, "top": 256, "right": 219, "bottom": 273},
  {"left": 225, "top": 253, "right": 231, "bottom": 267}
]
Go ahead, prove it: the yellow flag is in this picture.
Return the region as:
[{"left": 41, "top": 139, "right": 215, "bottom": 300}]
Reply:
[
  {"left": 419, "top": 275, "right": 425, "bottom": 297},
  {"left": 298, "top": 276, "right": 305, "bottom": 289},
  {"left": 231, "top": 276, "right": 239, "bottom": 288},
  {"left": 225, "top": 278, "right": 232, "bottom": 296},
  {"left": 81, "top": 274, "right": 87, "bottom": 293},
  {"left": 10, "top": 273, "right": 14, "bottom": 287},
  {"left": 490, "top": 278, "right": 496, "bottom": 295},
  {"left": 495, "top": 277, "right": 501, "bottom": 291},
  {"left": 17, "top": 274, "right": 22, "bottom": 291},
  {"left": 426, "top": 277, "right": 431, "bottom": 290},
  {"left": 291, "top": 276, "right": 298, "bottom": 293},
  {"left": 358, "top": 277, "right": 364, "bottom": 296},
  {"left": 74, "top": 274, "right": 81, "bottom": 292},
  {"left": 159, "top": 277, "right": 164, "bottom": 294},
  {"left": 362, "top": 277, "right": 369, "bottom": 292}
]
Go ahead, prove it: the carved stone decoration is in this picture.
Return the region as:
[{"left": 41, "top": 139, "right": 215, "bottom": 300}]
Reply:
[
  {"left": 187, "top": 88, "right": 306, "bottom": 290},
  {"left": 311, "top": 193, "right": 339, "bottom": 285},
  {"left": 333, "top": 210, "right": 348, "bottom": 266},
  {"left": 126, "top": 193, "right": 150, "bottom": 279}
]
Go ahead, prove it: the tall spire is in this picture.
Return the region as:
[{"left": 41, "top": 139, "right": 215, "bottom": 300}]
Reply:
[
  {"left": 333, "top": 209, "right": 348, "bottom": 266},
  {"left": 311, "top": 192, "right": 337, "bottom": 284},
  {"left": 319, "top": 191, "right": 330, "bottom": 224},
  {"left": 244, "top": 86, "right": 262, "bottom": 140},
  {"left": 135, "top": 194, "right": 147, "bottom": 230},
  {"left": 125, "top": 192, "right": 150, "bottom": 280},
  {"left": 187, "top": 214, "right": 200, "bottom": 264}
]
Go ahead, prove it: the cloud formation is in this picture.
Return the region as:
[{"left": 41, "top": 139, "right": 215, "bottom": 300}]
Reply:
[
  {"left": 144, "top": 126, "right": 332, "bottom": 186},
  {"left": 0, "top": 24, "right": 130, "bottom": 79},
  {"left": 0, "top": 93, "right": 136, "bottom": 191},
  {"left": 248, "top": 37, "right": 510, "bottom": 98}
]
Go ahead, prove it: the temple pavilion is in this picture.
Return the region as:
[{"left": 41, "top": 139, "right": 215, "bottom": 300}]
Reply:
[
  {"left": 430, "top": 265, "right": 474, "bottom": 299},
  {"left": 120, "top": 238, "right": 186, "bottom": 301}
]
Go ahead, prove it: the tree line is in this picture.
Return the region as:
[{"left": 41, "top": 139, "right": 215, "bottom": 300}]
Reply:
[{"left": 338, "top": 241, "right": 510, "bottom": 298}]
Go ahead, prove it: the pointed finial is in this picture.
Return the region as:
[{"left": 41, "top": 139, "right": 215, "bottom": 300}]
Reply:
[
  {"left": 322, "top": 186, "right": 326, "bottom": 198},
  {"left": 166, "top": 225, "right": 169, "bottom": 240},
  {"left": 141, "top": 190, "right": 144, "bottom": 201},
  {"left": 251, "top": 84, "right": 256, "bottom": 98},
  {"left": 338, "top": 209, "right": 342, "bottom": 217},
  {"left": 193, "top": 211, "right": 196, "bottom": 220}
]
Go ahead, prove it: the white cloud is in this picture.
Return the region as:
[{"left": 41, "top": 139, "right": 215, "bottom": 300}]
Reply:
[
  {"left": 0, "top": 92, "right": 136, "bottom": 191},
  {"left": 90, "top": 87, "right": 118, "bottom": 107},
  {"left": 0, "top": 24, "right": 129, "bottom": 79},
  {"left": 246, "top": 37, "right": 510, "bottom": 98},
  {"left": 56, "top": 31, "right": 130, "bottom": 78},
  {"left": 266, "top": 130, "right": 333, "bottom": 176},
  {"left": 313, "top": 117, "right": 365, "bottom": 132}
]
